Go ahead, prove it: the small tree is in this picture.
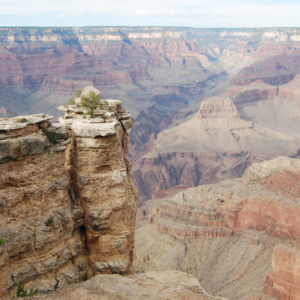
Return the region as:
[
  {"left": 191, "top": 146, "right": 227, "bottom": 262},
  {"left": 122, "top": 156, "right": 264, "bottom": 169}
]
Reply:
[{"left": 81, "top": 91, "right": 102, "bottom": 118}]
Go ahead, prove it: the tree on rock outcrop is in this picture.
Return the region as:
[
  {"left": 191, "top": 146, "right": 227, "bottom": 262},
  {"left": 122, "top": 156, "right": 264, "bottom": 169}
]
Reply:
[{"left": 81, "top": 91, "right": 102, "bottom": 118}]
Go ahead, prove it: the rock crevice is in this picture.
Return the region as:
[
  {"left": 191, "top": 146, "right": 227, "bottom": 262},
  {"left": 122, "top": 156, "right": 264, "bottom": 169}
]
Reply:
[{"left": 0, "top": 86, "right": 138, "bottom": 299}]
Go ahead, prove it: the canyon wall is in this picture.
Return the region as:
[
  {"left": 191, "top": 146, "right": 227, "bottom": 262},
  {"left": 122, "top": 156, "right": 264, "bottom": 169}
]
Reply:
[
  {"left": 135, "top": 157, "right": 300, "bottom": 300},
  {"left": 264, "top": 244, "right": 300, "bottom": 300},
  {"left": 134, "top": 93, "right": 300, "bottom": 202},
  {"left": 0, "top": 87, "right": 138, "bottom": 299},
  {"left": 1, "top": 27, "right": 300, "bottom": 201}
]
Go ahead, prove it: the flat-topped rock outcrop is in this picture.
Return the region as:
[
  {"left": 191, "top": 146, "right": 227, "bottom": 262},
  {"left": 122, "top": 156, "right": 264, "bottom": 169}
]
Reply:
[
  {"left": 133, "top": 93, "right": 300, "bottom": 202},
  {"left": 197, "top": 96, "right": 240, "bottom": 119},
  {"left": 0, "top": 87, "right": 138, "bottom": 299},
  {"left": 152, "top": 97, "right": 300, "bottom": 155}
]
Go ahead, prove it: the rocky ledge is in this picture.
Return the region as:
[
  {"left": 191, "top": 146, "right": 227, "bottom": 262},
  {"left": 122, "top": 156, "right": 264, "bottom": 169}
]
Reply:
[
  {"left": 0, "top": 86, "right": 138, "bottom": 299},
  {"left": 26, "top": 271, "right": 227, "bottom": 300}
]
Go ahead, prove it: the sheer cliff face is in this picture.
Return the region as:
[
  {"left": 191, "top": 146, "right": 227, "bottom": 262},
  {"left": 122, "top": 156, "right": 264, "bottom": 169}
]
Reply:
[
  {"left": 134, "top": 157, "right": 300, "bottom": 300},
  {"left": 0, "top": 92, "right": 138, "bottom": 299}
]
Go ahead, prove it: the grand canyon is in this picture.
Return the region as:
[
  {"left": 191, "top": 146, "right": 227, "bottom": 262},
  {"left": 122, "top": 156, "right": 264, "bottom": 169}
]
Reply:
[{"left": 1, "top": 26, "right": 300, "bottom": 299}]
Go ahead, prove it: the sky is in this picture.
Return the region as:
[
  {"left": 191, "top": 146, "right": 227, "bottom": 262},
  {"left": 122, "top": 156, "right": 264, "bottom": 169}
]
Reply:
[{"left": 0, "top": 0, "right": 300, "bottom": 27}]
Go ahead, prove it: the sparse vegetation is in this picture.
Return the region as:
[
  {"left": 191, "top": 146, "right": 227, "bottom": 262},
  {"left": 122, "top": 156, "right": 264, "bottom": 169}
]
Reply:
[
  {"left": 81, "top": 91, "right": 102, "bottom": 118},
  {"left": 15, "top": 118, "right": 28, "bottom": 123},
  {"left": 0, "top": 237, "right": 4, "bottom": 246},
  {"left": 45, "top": 216, "right": 54, "bottom": 227},
  {"left": 67, "top": 98, "right": 75, "bottom": 105},
  {"left": 42, "top": 128, "right": 65, "bottom": 145},
  {"left": 16, "top": 283, "right": 38, "bottom": 298},
  {"left": 82, "top": 274, "right": 89, "bottom": 281},
  {"left": 75, "top": 89, "right": 82, "bottom": 98}
]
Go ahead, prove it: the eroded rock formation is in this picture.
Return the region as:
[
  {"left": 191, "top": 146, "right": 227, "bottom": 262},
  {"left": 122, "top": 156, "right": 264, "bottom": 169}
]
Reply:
[
  {"left": 0, "top": 87, "right": 138, "bottom": 299},
  {"left": 1, "top": 27, "right": 300, "bottom": 203},
  {"left": 264, "top": 244, "right": 300, "bottom": 300},
  {"left": 135, "top": 157, "right": 300, "bottom": 300},
  {"left": 133, "top": 95, "right": 300, "bottom": 202}
]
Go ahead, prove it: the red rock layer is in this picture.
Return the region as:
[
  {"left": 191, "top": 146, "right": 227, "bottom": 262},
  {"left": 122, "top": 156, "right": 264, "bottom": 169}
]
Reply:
[
  {"left": 149, "top": 158, "right": 300, "bottom": 241},
  {"left": 149, "top": 215, "right": 234, "bottom": 239},
  {"left": 264, "top": 245, "right": 300, "bottom": 300}
]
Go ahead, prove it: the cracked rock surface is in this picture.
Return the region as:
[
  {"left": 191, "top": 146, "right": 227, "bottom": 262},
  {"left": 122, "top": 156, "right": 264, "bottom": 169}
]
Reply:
[{"left": 0, "top": 87, "right": 138, "bottom": 299}]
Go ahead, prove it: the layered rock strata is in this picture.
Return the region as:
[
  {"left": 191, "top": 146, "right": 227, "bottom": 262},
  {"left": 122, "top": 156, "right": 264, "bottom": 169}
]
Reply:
[
  {"left": 264, "top": 244, "right": 300, "bottom": 300},
  {"left": 133, "top": 95, "right": 300, "bottom": 202},
  {"left": 152, "top": 97, "right": 300, "bottom": 156},
  {"left": 0, "top": 86, "right": 138, "bottom": 299},
  {"left": 135, "top": 157, "right": 300, "bottom": 299}
]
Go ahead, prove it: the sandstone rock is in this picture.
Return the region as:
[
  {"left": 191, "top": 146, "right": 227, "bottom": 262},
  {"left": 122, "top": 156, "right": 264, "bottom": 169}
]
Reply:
[
  {"left": 0, "top": 114, "right": 52, "bottom": 132},
  {"left": 0, "top": 114, "right": 52, "bottom": 140},
  {"left": 75, "top": 97, "right": 82, "bottom": 105},
  {"left": 106, "top": 99, "right": 122, "bottom": 107},
  {"left": 264, "top": 244, "right": 300, "bottom": 300},
  {"left": 198, "top": 96, "right": 240, "bottom": 118},
  {"left": 81, "top": 86, "right": 101, "bottom": 98},
  {"left": 71, "top": 120, "right": 118, "bottom": 137},
  {"left": 26, "top": 271, "right": 226, "bottom": 300},
  {"left": 0, "top": 132, "right": 49, "bottom": 163},
  {"left": 0, "top": 92, "right": 138, "bottom": 299}
]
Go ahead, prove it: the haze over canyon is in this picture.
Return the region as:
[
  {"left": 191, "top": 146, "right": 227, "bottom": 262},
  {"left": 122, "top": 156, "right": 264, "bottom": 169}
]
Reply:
[{"left": 1, "top": 26, "right": 300, "bottom": 299}]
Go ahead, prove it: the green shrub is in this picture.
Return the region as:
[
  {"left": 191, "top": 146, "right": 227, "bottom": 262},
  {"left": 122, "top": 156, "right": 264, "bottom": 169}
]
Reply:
[
  {"left": 15, "top": 118, "right": 28, "bottom": 123},
  {"left": 42, "top": 129, "right": 65, "bottom": 145},
  {"left": 82, "top": 274, "right": 89, "bottom": 281},
  {"left": 16, "top": 283, "right": 38, "bottom": 297},
  {"left": 0, "top": 237, "right": 4, "bottom": 246},
  {"left": 67, "top": 98, "right": 75, "bottom": 105},
  {"left": 75, "top": 89, "right": 82, "bottom": 98},
  {"left": 81, "top": 91, "right": 102, "bottom": 118},
  {"left": 45, "top": 217, "right": 54, "bottom": 227}
]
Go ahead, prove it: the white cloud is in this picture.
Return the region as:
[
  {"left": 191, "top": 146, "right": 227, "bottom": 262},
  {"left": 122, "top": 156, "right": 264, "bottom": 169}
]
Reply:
[{"left": 0, "top": 0, "right": 299, "bottom": 27}]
